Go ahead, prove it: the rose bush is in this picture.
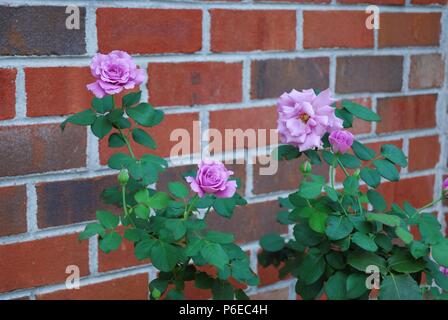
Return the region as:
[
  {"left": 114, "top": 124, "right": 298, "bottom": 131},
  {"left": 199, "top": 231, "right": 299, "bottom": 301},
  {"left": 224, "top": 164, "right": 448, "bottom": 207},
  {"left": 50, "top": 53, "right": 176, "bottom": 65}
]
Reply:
[
  {"left": 62, "top": 51, "right": 258, "bottom": 300},
  {"left": 259, "top": 89, "right": 448, "bottom": 300}
]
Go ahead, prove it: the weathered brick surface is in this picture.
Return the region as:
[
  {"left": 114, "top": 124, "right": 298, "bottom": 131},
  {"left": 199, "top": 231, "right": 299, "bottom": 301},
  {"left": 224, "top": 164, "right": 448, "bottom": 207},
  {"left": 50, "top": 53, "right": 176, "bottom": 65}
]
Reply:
[
  {"left": 206, "top": 201, "right": 287, "bottom": 244},
  {"left": 412, "top": 0, "right": 447, "bottom": 3},
  {"left": 97, "top": 9, "right": 202, "bottom": 54},
  {"left": 0, "top": 68, "right": 16, "bottom": 120},
  {"left": 36, "top": 175, "right": 116, "bottom": 228},
  {"left": 0, "top": 124, "right": 87, "bottom": 177},
  {"left": 37, "top": 274, "right": 149, "bottom": 300},
  {"left": 338, "top": 0, "right": 404, "bottom": 3},
  {"left": 0, "top": 185, "right": 27, "bottom": 237},
  {"left": 251, "top": 57, "right": 329, "bottom": 99},
  {"left": 26, "top": 67, "right": 92, "bottom": 117},
  {"left": 376, "top": 95, "right": 437, "bottom": 133},
  {"left": 0, "top": 6, "right": 86, "bottom": 56},
  {"left": 409, "top": 54, "right": 445, "bottom": 89},
  {"left": 408, "top": 136, "right": 440, "bottom": 172},
  {"left": 211, "top": 10, "right": 296, "bottom": 52},
  {"left": 379, "top": 13, "right": 441, "bottom": 48},
  {"left": 250, "top": 287, "right": 290, "bottom": 300},
  {"left": 148, "top": 62, "right": 242, "bottom": 107},
  {"left": 0, "top": 234, "right": 89, "bottom": 293},
  {"left": 336, "top": 56, "right": 403, "bottom": 93},
  {"left": 303, "top": 11, "right": 374, "bottom": 49}
]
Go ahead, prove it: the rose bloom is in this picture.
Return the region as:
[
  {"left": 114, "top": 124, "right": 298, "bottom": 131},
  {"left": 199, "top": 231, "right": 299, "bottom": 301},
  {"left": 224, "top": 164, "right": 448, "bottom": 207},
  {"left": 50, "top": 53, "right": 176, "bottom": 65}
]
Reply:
[
  {"left": 186, "top": 159, "right": 237, "bottom": 198},
  {"left": 440, "top": 266, "right": 448, "bottom": 276},
  {"left": 87, "top": 50, "right": 145, "bottom": 98},
  {"left": 443, "top": 178, "right": 448, "bottom": 191},
  {"left": 329, "top": 130, "right": 354, "bottom": 154},
  {"left": 277, "top": 88, "right": 343, "bottom": 152}
]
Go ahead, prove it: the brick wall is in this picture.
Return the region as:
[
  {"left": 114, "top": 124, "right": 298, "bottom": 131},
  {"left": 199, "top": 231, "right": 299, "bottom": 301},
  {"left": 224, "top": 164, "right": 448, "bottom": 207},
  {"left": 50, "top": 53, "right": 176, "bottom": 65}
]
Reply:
[{"left": 0, "top": 0, "right": 447, "bottom": 300}]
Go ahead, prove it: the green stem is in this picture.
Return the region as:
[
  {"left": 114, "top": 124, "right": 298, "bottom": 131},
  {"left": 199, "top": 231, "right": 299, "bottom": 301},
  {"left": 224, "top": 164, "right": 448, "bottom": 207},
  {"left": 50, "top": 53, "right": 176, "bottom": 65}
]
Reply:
[
  {"left": 416, "top": 196, "right": 443, "bottom": 214},
  {"left": 118, "top": 127, "right": 135, "bottom": 159},
  {"left": 184, "top": 195, "right": 199, "bottom": 219},
  {"left": 337, "top": 158, "right": 350, "bottom": 176}
]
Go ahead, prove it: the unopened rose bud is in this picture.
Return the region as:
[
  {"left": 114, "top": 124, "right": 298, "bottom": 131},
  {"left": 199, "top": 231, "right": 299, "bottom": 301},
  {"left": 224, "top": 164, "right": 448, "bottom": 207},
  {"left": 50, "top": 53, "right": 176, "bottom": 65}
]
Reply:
[
  {"left": 300, "top": 161, "right": 312, "bottom": 174},
  {"left": 353, "top": 169, "right": 361, "bottom": 179},
  {"left": 118, "top": 169, "right": 129, "bottom": 186}
]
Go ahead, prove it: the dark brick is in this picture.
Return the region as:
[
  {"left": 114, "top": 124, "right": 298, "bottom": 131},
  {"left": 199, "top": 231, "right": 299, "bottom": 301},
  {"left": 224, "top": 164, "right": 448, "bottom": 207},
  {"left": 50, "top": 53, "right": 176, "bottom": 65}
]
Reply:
[
  {"left": 206, "top": 201, "right": 287, "bottom": 243},
  {"left": 336, "top": 56, "right": 403, "bottom": 93},
  {"left": 0, "top": 124, "right": 86, "bottom": 177},
  {"left": 36, "top": 175, "right": 116, "bottom": 228},
  {"left": 251, "top": 57, "right": 329, "bottom": 99},
  {"left": 0, "top": 68, "right": 16, "bottom": 120},
  {"left": 409, "top": 54, "right": 445, "bottom": 89},
  {"left": 253, "top": 157, "right": 328, "bottom": 194},
  {"left": 0, "top": 185, "right": 27, "bottom": 237},
  {"left": 0, "top": 6, "right": 86, "bottom": 56}
]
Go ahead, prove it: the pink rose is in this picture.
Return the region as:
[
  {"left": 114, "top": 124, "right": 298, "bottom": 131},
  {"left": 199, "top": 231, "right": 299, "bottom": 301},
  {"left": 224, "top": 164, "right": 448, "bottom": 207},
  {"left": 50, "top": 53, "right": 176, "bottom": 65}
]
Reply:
[
  {"left": 443, "top": 178, "right": 448, "bottom": 191},
  {"left": 87, "top": 50, "right": 145, "bottom": 98},
  {"left": 440, "top": 266, "right": 448, "bottom": 276},
  {"left": 186, "top": 159, "right": 237, "bottom": 198},
  {"left": 329, "top": 130, "right": 354, "bottom": 154},
  {"left": 277, "top": 88, "right": 343, "bottom": 152}
]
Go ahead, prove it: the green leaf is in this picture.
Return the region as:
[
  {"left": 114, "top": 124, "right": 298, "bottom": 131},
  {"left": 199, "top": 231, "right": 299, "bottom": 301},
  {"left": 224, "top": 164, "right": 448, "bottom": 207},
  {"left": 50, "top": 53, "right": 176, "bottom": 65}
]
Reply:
[
  {"left": 147, "top": 192, "right": 170, "bottom": 210},
  {"left": 339, "top": 153, "right": 361, "bottom": 169},
  {"left": 295, "top": 278, "right": 324, "bottom": 300},
  {"left": 379, "top": 274, "right": 422, "bottom": 300},
  {"left": 135, "top": 239, "right": 156, "bottom": 260},
  {"left": 342, "top": 100, "right": 381, "bottom": 122},
  {"left": 211, "top": 281, "right": 234, "bottom": 300},
  {"left": 298, "top": 181, "right": 322, "bottom": 199},
  {"left": 213, "top": 198, "right": 236, "bottom": 218},
  {"left": 387, "top": 251, "right": 425, "bottom": 273},
  {"left": 375, "top": 234, "right": 393, "bottom": 252},
  {"left": 352, "top": 232, "right": 378, "bottom": 252},
  {"left": 96, "top": 210, "right": 119, "bottom": 229},
  {"left": 132, "top": 128, "right": 156, "bottom": 149},
  {"left": 381, "top": 144, "right": 408, "bottom": 167},
  {"left": 326, "top": 252, "right": 346, "bottom": 270},
  {"left": 352, "top": 141, "right": 375, "bottom": 161},
  {"left": 108, "top": 153, "right": 134, "bottom": 170},
  {"left": 395, "top": 227, "right": 413, "bottom": 244},
  {"left": 92, "top": 95, "right": 114, "bottom": 113},
  {"left": 366, "top": 213, "right": 401, "bottom": 227},
  {"left": 201, "top": 242, "right": 229, "bottom": 270},
  {"left": 410, "top": 241, "right": 428, "bottom": 259},
  {"left": 309, "top": 211, "right": 328, "bottom": 233},
  {"left": 360, "top": 167, "right": 381, "bottom": 188},
  {"left": 304, "top": 149, "right": 321, "bottom": 165},
  {"left": 325, "top": 272, "right": 347, "bottom": 300},
  {"left": 135, "top": 189, "right": 150, "bottom": 203},
  {"left": 347, "top": 250, "right": 386, "bottom": 274},
  {"left": 79, "top": 223, "right": 105, "bottom": 240},
  {"left": 346, "top": 273, "right": 368, "bottom": 299},
  {"left": 122, "top": 91, "right": 141, "bottom": 108},
  {"left": 298, "top": 253, "right": 326, "bottom": 285},
  {"left": 343, "top": 176, "right": 359, "bottom": 196},
  {"left": 151, "top": 241, "right": 182, "bottom": 272},
  {"left": 260, "top": 233, "right": 285, "bottom": 252},
  {"left": 168, "top": 182, "right": 189, "bottom": 199},
  {"left": 373, "top": 159, "right": 400, "bottom": 182},
  {"left": 418, "top": 213, "right": 443, "bottom": 245},
  {"left": 432, "top": 239, "right": 448, "bottom": 267},
  {"left": 91, "top": 115, "right": 112, "bottom": 139},
  {"left": 272, "top": 145, "right": 301, "bottom": 160},
  {"left": 335, "top": 108, "right": 353, "bottom": 128},
  {"left": 124, "top": 229, "right": 142, "bottom": 242},
  {"left": 108, "top": 133, "right": 126, "bottom": 148},
  {"left": 205, "top": 231, "right": 235, "bottom": 244},
  {"left": 134, "top": 204, "right": 150, "bottom": 219},
  {"left": 99, "top": 231, "right": 122, "bottom": 252},
  {"left": 61, "top": 109, "right": 96, "bottom": 130},
  {"left": 293, "top": 223, "right": 323, "bottom": 247},
  {"left": 127, "top": 103, "right": 164, "bottom": 127},
  {"left": 367, "top": 190, "right": 386, "bottom": 211},
  {"left": 165, "top": 219, "right": 187, "bottom": 240},
  {"left": 325, "top": 215, "right": 353, "bottom": 240}
]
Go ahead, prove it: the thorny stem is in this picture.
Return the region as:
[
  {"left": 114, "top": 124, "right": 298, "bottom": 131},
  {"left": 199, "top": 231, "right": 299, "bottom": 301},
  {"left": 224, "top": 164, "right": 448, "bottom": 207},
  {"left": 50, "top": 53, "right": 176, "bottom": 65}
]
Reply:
[{"left": 184, "top": 195, "right": 199, "bottom": 220}]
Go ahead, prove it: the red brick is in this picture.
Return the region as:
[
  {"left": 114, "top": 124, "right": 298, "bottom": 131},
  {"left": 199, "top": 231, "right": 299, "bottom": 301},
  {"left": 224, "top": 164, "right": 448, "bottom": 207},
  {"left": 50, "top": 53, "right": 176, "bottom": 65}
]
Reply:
[
  {"left": 98, "top": 226, "right": 148, "bottom": 272},
  {"left": 412, "top": 0, "right": 447, "bottom": 4},
  {"left": 338, "top": 0, "right": 404, "bottom": 4},
  {"left": 0, "top": 124, "right": 86, "bottom": 177},
  {"left": 97, "top": 9, "right": 202, "bottom": 54},
  {"left": 36, "top": 175, "right": 116, "bottom": 228},
  {"left": 251, "top": 287, "right": 290, "bottom": 300},
  {"left": 337, "top": 98, "right": 372, "bottom": 135},
  {"left": 0, "top": 185, "right": 27, "bottom": 237},
  {"left": 211, "top": 10, "right": 296, "bottom": 52},
  {"left": 408, "top": 135, "right": 440, "bottom": 172},
  {"left": 377, "top": 175, "right": 435, "bottom": 208},
  {"left": 0, "top": 68, "right": 16, "bottom": 120},
  {"left": 206, "top": 201, "right": 287, "bottom": 244},
  {"left": 209, "top": 106, "right": 278, "bottom": 152},
  {"left": 409, "top": 54, "right": 445, "bottom": 89},
  {"left": 37, "top": 274, "right": 148, "bottom": 300},
  {"left": 25, "top": 67, "right": 92, "bottom": 117},
  {"left": 303, "top": 11, "right": 374, "bottom": 49},
  {"left": 99, "top": 113, "right": 199, "bottom": 164},
  {"left": 376, "top": 95, "right": 437, "bottom": 134},
  {"left": 379, "top": 13, "right": 441, "bottom": 48},
  {"left": 148, "top": 62, "right": 242, "bottom": 107},
  {"left": 256, "top": 0, "right": 329, "bottom": 2},
  {"left": 0, "top": 234, "right": 89, "bottom": 293}
]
